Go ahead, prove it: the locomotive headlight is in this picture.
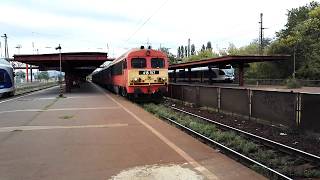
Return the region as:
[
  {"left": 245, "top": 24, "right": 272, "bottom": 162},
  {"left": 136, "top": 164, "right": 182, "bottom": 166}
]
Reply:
[
  {"left": 158, "top": 77, "right": 167, "bottom": 82},
  {"left": 134, "top": 77, "right": 138, "bottom": 82}
]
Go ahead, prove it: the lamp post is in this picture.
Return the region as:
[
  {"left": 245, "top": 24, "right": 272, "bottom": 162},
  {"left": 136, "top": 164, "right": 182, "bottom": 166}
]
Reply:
[{"left": 55, "top": 44, "right": 63, "bottom": 97}]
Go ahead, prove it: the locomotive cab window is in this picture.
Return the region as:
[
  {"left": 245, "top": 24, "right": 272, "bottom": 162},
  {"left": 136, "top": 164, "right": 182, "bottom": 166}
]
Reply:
[
  {"left": 131, "top": 58, "right": 146, "bottom": 68},
  {"left": 151, "top": 58, "right": 164, "bottom": 68},
  {"left": 0, "top": 72, "right": 5, "bottom": 83}
]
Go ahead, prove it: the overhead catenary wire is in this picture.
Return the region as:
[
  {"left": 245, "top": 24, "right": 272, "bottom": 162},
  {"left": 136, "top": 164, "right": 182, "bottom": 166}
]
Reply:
[{"left": 125, "top": 0, "right": 169, "bottom": 42}]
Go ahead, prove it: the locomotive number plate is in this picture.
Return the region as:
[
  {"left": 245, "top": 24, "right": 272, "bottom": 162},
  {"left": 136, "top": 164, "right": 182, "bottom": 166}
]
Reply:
[{"left": 139, "top": 70, "right": 159, "bottom": 75}]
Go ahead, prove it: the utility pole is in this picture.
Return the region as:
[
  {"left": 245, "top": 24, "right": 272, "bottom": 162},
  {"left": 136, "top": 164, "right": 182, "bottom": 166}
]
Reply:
[
  {"left": 1, "top": 34, "right": 9, "bottom": 59},
  {"left": 258, "top": 13, "right": 265, "bottom": 55}
]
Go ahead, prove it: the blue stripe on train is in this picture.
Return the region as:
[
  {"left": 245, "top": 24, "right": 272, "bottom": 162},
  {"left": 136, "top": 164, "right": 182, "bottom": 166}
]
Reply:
[{"left": 0, "top": 69, "right": 13, "bottom": 89}]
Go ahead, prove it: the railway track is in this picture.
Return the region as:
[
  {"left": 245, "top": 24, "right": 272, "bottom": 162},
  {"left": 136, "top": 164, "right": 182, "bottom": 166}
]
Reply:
[
  {"left": 169, "top": 106, "right": 320, "bottom": 164},
  {"left": 143, "top": 103, "right": 320, "bottom": 179},
  {"left": 159, "top": 115, "right": 292, "bottom": 179}
]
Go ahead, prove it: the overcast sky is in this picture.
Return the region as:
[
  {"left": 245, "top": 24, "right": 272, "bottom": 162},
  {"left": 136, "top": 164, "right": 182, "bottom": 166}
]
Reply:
[{"left": 0, "top": 0, "right": 314, "bottom": 58}]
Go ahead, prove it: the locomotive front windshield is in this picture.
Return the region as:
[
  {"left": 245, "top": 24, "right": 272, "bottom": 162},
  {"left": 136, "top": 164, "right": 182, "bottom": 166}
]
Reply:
[
  {"left": 151, "top": 58, "right": 164, "bottom": 68},
  {"left": 131, "top": 58, "right": 146, "bottom": 68}
]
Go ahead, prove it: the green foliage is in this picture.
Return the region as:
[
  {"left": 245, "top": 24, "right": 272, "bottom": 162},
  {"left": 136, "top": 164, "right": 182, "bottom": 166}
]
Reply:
[
  {"left": 206, "top": 41, "right": 212, "bottom": 50},
  {"left": 191, "top": 44, "right": 195, "bottom": 55},
  {"left": 286, "top": 77, "right": 302, "bottom": 88},
  {"left": 185, "top": 49, "right": 219, "bottom": 62},
  {"left": 227, "top": 42, "right": 259, "bottom": 55},
  {"left": 201, "top": 44, "right": 205, "bottom": 51},
  {"left": 245, "top": 62, "right": 281, "bottom": 79},
  {"left": 226, "top": 39, "right": 271, "bottom": 56},
  {"left": 37, "top": 71, "right": 50, "bottom": 81},
  {"left": 159, "top": 47, "right": 177, "bottom": 65},
  {"left": 15, "top": 71, "right": 25, "bottom": 79},
  {"left": 269, "top": 1, "right": 320, "bottom": 79},
  {"left": 181, "top": 46, "right": 184, "bottom": 58}
]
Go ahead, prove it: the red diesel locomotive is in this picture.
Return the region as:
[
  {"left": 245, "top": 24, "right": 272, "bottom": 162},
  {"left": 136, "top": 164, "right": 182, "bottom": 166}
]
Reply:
[{"left": 92, "top": 46, "right": 169, "bottom": 99}]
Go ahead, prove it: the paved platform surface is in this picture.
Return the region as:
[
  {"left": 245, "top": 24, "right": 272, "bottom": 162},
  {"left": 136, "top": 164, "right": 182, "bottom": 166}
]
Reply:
[{"left": 0, "top": 82, "right": 266, "bottom": 180}]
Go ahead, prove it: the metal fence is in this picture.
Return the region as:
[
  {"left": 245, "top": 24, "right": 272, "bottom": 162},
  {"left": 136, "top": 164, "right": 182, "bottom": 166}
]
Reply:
[
  {"left": 167, "top": 83, "right": 320, "bottom": 133},
  {"left": 245, "top": 79, "right": 320, "bottom": 87}
]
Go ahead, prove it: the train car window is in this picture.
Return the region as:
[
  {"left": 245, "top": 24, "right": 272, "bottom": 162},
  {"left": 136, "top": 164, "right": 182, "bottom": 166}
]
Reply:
[
  {"left": 131, "top": 58, "right": 146, "bottom": 68},
  {"left": 0, "top": 72, "right": 5, "bottom": 83},
  {"left": 219, "top": 70, "right": 225, "bottom": 75},
  {"left": 111, "top": 62, "right": 123, "bottom": 75},
  {"left": 151, "top": 58, "right": 164, "bottom": 68}
]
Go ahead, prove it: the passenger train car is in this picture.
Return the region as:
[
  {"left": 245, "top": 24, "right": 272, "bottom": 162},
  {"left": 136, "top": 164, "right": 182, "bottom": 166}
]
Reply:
[
  {"left": 169, "top": 65, "right": 234, "bottom": 83},
  {"left": 0, "top": 58, "right": 15, "bottom": 97},
  {"left": 92, "top": 46, "right": 169, "bottom": 99}
]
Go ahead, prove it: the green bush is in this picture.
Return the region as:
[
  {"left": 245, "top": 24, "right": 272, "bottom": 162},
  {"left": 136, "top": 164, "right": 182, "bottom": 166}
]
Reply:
[{"left": 286, "top": 77, "right": 302, "bottom": 88}]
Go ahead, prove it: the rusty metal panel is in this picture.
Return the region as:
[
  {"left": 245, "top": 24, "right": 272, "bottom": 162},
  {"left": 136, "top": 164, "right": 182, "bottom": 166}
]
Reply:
[
  {"left": 182, "top": 86, "right": 197, "bottom": 104},
  {"left": 252, "top": 90, "right": 296, "bottom": 128},
  {"left": 301, "top": 94, "right": 320, "bottom": 133},
  {"left": 220, "top": 88, "right": 249, "bottom": 115},
  {"left": 168, "top": 84, "right": 173, "bottom": 97},
  {"left": 171, "top": 84, "right": 183, "bottom": 100},
  {"left": 199, "top": 86, "right": 218, "bottom": 108}
]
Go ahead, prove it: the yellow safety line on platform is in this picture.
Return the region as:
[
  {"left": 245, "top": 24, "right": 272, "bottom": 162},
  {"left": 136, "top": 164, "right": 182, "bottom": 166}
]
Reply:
[
  {"left": 94, "top": 84, "right": 219, "bottom": 179},
  {"left": 0, "top": 106, "right": 121, "bottom": 114},
  {"left": 0, "top": 123, "right": 128, "bottom": 133}
]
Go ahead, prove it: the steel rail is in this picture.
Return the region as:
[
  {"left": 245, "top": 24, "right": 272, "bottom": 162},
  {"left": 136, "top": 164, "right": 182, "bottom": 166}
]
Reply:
[
  {"left": 160, "top": 115, "right": 292, "bottom": 180},
  {"left": 170, "top": 106, "right": 320, "bottom": 163}
]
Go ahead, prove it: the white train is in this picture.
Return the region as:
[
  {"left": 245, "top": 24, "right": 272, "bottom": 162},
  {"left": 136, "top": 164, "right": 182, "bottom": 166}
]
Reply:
[
  {"left": 0, "top": 58, "right": 15, "bottom": 97},
  {"left": 169, "top": 65, "right": 235, "bottom": 83}
]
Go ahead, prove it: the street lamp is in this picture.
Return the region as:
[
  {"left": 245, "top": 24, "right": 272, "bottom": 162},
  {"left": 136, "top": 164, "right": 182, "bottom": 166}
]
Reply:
[{"left": 55, "top": 44, "right": 63, "bottom": 97}]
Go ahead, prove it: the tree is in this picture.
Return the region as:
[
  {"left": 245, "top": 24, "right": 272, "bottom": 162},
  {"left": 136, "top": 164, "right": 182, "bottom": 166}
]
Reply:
[
  {"left": 277, "top": 1, "right": 319, "bottom": 38},
  {"left": 159, "top": 47, "right": 177, "bottom": 65},
  {"left": 191, "top": 44, "right": 195, "bottom": 55},
  {"left": 185, "top": 49, "right": 219, "bottom": 62},
  {"left": 177, "top": 47, "right": 181, "bottom": 58},
  {"left": 37, "top": 71, "right": 50, "bottom": 82},
  {"left": 180, "top": 46, "right": 184, "bottom": 58},
  {"left": 15, "top": 71, "right": 25, "bottom": 79},
  {"left": 185, "top": 46, "right": 188, "bottom": 57},
  {"left": 201, "top": 44, "right": 205, "bottom": 51},
  {"left": 206, "top": 41, "right": 212, "bottom": 50},
  {"left": 269, "top": 1, "right": 320, "bottom": 79}
]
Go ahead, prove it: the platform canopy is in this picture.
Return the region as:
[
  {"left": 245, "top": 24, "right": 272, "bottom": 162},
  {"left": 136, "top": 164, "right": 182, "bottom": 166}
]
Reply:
[
  {"left": 169, "top": 55, "right": 291, "bottom": 86},
  {"left": 169, "top": 55, "right": 290, "bottom": 69},
  {"left": 14, "top": 52, "right": 113, "bottom": 92},
  {"left": 14, "top": 52, "right": 112, "bottom": 75}
]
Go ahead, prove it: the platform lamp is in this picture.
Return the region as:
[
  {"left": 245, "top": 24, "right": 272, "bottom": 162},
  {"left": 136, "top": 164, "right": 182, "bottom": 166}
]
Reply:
[{"left": 55, "top": 44, "right": 63, "bottom": 97}]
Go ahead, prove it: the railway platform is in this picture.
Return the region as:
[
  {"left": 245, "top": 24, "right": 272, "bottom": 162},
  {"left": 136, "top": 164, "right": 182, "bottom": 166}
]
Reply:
[{"left": 0, "top": 82, "right": 265, "bottom": 180}]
